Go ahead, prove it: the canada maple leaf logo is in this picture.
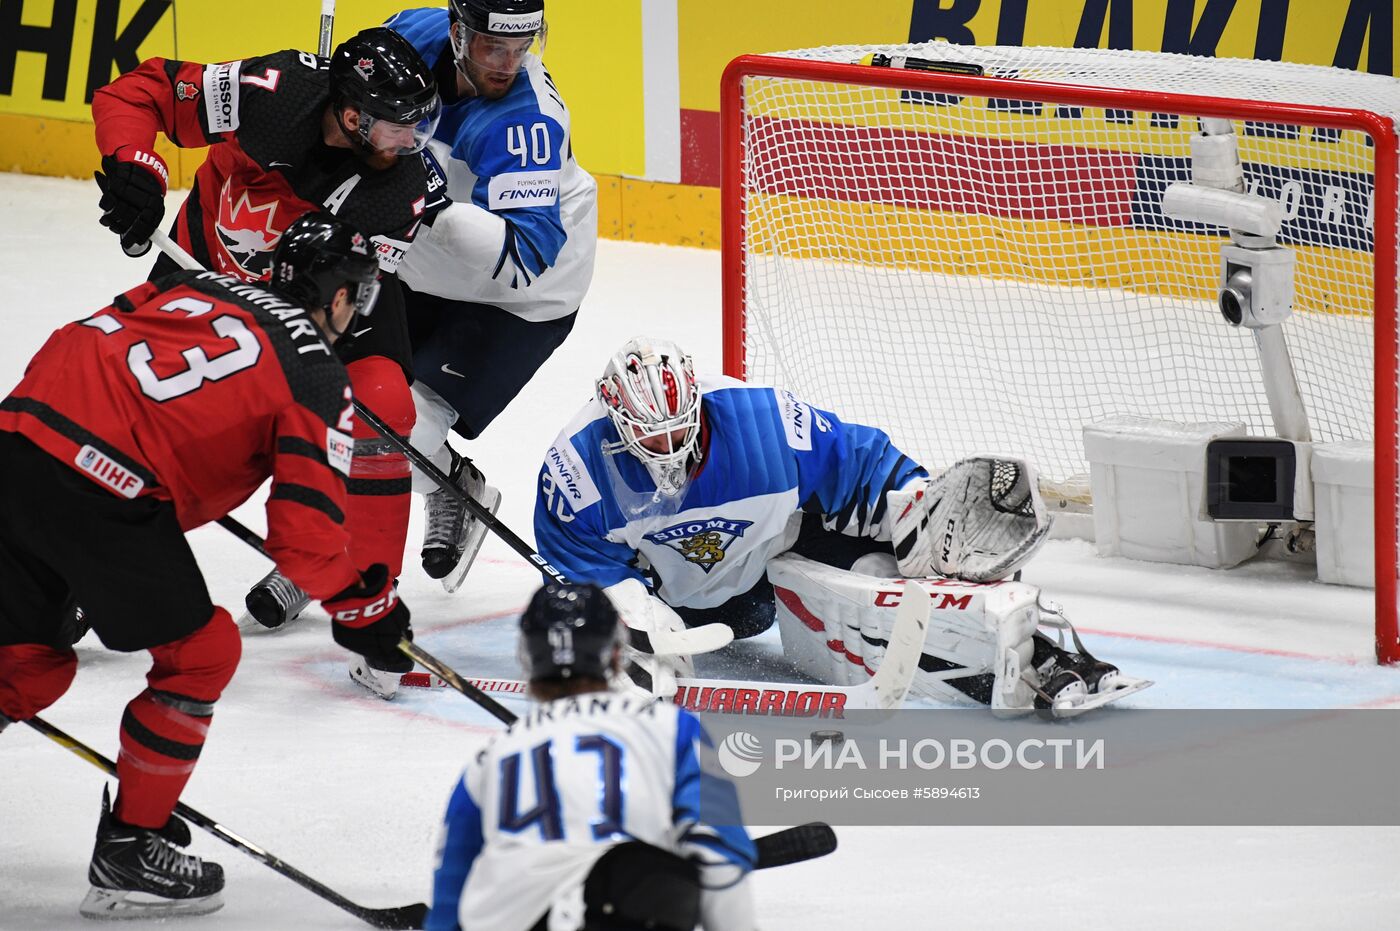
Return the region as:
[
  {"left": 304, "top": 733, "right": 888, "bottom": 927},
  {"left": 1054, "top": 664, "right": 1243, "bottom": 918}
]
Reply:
[{"left": 213, "top": 179, "right": 284, "bottom": 280}]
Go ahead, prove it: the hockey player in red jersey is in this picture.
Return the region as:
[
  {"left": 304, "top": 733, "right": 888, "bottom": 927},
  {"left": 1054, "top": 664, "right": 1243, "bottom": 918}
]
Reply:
[
  {"left": 89, "top": 27, "right": 447, "bottom": 661},
  {"left": 0, "top": 212, "right": 414, "bottom": 919}
]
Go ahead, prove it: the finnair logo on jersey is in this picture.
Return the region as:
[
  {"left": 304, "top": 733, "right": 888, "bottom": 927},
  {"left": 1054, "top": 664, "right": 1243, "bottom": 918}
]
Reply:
[
  {"left": 489, "top": 11, "right": 543, "bottom": 33},
  {"left": 776, "top": 390, "right": 828, "bottom": 451},
  {"left": 75, "top": 445, "right": 144, "bottom": 499},
  {"left": 645, "top": 517, "right": 754, "bottom": 572},
  {"left": 488, "top": 171, "right": 559, "bottom": 210},
  {"left": 544, "top": 441, "right": 600, "bottom": 515}
]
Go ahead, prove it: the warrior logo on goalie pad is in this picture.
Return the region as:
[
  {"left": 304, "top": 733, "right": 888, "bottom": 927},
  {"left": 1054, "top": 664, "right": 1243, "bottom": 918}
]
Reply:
[{"left": 645, "top": 517, "right": 754, "bottom": 572}]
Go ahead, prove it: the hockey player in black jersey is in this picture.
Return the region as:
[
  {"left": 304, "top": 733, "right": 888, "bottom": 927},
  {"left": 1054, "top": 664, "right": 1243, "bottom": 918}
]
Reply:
[{"left": 92, "top": 28, "right": 447, "bottom": 667}]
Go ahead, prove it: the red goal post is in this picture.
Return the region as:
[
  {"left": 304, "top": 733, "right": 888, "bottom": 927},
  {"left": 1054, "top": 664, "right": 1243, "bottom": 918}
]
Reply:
[{"left": 719, "top": 48, "right": 1399, "bottom": 663}]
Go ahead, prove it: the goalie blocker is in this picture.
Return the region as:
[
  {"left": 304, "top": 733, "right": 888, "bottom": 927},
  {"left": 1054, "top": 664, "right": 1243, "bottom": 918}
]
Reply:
[{"left": 768, "top": 553, "right": 1151, "bottom": 717}]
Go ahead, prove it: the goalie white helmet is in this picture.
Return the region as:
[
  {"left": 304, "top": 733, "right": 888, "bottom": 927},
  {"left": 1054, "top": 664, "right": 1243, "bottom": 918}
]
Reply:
[{"left": 596, "top": 337, "right": 702, "bottom": 497}]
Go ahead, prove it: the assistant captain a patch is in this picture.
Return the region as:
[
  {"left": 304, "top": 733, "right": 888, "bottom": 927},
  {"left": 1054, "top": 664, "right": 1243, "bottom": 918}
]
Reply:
[{"left": 645, "top": 517, "right": 754, "bottom": 572}]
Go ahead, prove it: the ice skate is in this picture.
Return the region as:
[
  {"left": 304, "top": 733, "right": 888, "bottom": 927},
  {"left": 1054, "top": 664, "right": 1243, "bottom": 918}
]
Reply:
[
  {"left": 421, "top": 446, "right": 500, "bottom": 593},
  {"left": 80, "top": 787, "right": 223, "bottom": 920},
  {"left": 240, "top": 568, "right": 310, "bottom": 630},
  {"left": 1029, "top": 632, "right": 1150, "bottom": 718}
]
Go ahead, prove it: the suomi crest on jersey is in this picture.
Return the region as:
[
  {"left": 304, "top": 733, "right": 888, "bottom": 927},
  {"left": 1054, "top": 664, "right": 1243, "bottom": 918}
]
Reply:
[{"left": 644, "top": 517, "right": 756, "bottom": 573}]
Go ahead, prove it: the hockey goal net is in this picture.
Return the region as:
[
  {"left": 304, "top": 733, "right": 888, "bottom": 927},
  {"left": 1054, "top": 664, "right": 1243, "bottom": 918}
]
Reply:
[{"left": 720, "top": 44, "right": 1399, "bottom": 662}]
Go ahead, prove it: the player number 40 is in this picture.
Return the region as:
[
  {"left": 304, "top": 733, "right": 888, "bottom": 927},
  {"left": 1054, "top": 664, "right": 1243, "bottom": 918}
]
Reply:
[{"left": 506, "top": 122, "right": 552, "bottom": 168}]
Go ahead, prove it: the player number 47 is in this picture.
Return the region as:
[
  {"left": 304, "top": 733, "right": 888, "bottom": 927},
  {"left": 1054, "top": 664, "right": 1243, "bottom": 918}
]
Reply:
[{"left": 506, "top": 122, "right": 552, "bottom": 168}]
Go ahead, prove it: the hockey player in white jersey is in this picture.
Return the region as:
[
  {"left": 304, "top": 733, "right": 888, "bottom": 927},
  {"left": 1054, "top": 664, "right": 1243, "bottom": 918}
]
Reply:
[
  {"left": 386, "top": 0, "right": 598, "bottom": 596},
  {"left": 533, "top": 337, "right": 1148, "bottom": 717},
  {"left": 426, "top": 582, "right": 756, "bottom": 931}
]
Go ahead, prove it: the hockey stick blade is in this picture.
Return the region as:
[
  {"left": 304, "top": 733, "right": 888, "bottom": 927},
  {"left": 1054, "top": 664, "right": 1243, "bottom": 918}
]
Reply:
[
  {"left": 22, "top": 715, "right": 427, "bottom": 929},
  {"left": 399, "top": 638, "right": 519, "bottom": 724},
  {"left": 753, "top": 822, "right": 837, "bottom": 869}
]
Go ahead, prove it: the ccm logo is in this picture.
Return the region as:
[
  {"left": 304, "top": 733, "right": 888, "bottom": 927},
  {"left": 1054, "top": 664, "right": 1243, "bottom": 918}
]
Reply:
[
  {"left": 874, "top": 589, "right": 972, "bottom": 610},
  {"left": 332, "top": 590, "right": 398, "bottom": 623}
]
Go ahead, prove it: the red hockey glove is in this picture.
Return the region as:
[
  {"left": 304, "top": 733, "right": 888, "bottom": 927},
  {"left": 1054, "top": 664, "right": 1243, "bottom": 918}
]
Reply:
[
  {"left": 94, "top": 146, "right": 169, "bottom": 257},
  {"left": 326, "top": 564, "right": 414, "bottom": 674}
]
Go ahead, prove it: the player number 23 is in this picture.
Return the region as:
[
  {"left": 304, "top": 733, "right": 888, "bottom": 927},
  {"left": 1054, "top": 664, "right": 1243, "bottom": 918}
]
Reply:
[{"left": 90, "top": 297, "right": 263, "bottom": 402}]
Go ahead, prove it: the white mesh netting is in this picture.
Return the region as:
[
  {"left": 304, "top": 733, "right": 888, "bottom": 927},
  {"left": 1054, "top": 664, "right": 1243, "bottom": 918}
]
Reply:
[{"left": 731, "top": 42, "right": 1398, "bottom": 510}]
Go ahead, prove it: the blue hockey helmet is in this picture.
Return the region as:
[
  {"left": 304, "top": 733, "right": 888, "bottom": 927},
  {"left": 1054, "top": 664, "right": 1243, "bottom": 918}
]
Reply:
[{"left": 518, "top": 582, "right": 623, "bottom": 682}]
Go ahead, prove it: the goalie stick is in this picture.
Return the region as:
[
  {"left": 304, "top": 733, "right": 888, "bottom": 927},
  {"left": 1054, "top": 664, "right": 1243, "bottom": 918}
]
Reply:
[
  {"left": 21, "top": 715, "right": 427, "bottom": 930},
  {"left": 397, "top": 582, "right": 930, "bottom": 716}
]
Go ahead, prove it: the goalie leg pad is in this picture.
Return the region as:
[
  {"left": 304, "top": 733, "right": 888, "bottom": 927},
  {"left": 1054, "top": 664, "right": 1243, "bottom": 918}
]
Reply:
[{"left": 766, "top": 553, "right": 1042, "bottom": 710}]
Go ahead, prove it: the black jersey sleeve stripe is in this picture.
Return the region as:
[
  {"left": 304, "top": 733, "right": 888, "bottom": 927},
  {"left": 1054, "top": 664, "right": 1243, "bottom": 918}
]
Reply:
[
  {"left": 0, "top": 397, "right": 160, "bottom": 489},
  {"left": 269, "top": 483, "right": 345, "bottom": 524},
  {"left": 347, "top": 476, "right": 413, "bottom": 497},
  {"left": 276, "top": 436, "right": 330, "bottom": 467}
]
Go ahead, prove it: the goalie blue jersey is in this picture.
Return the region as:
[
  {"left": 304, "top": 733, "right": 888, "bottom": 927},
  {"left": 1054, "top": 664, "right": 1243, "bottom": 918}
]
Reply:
[
  {"left": 387, "top": 7, "right": 597, "bottom": 321},
  {"left": 425, "top": 695, "right": 754, "bottom": 930},
  {"left": 534, "top": 377, "right": 927, "bottom": 609}
]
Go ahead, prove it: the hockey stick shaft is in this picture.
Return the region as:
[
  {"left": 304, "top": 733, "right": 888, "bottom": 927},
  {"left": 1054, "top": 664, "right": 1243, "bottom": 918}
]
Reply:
[
  {"left": 217, "top": 515, "right": 269, "bottom": 557},
  {"left": 318, "top": 0, "right": 337, "bottom": 58},
  {"left": 148, "top": 230, "right": 567, "bottom": 586},
  {"left": 397, "top": 638, "right": 518, "bottom": 725},
  {"left": 22, "top": 715, "right": 427, "bottom": 929},
  {"left": 349, "top": 401, "right": 569, "bottom": 585}
]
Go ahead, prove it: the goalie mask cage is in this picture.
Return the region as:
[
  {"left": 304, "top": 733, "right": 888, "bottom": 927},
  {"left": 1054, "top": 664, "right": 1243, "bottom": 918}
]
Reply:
[{"left": 719, "top": 44, "right": 1400, "bottom": 663}]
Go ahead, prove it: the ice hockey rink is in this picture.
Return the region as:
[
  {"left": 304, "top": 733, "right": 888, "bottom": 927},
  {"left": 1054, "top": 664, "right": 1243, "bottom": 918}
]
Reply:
[{"left": 3, "top": 173, "right": 1400, "bottom": 929}]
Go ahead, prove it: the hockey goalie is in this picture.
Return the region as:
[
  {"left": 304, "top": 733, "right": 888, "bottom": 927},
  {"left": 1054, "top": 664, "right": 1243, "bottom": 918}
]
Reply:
[{"left": 526, "top": 336, "right": 1151, "bottom": 717}]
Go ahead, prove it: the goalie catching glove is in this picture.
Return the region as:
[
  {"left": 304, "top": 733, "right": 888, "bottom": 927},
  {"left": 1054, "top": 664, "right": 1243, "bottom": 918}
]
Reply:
[
  {"left": 603, "top": 578, "right": 733, "bottom": 699},
  {"left": 887, "top": 456, "right": 1051, "bottom": 582}
]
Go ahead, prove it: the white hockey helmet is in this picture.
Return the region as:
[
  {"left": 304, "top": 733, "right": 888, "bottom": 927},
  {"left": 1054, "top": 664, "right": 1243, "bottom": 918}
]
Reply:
[{"left": 596, "top": 337, "right": 702, "bottom": 496}]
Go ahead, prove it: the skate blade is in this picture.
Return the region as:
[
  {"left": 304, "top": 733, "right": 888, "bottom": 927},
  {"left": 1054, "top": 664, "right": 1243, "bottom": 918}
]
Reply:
[
  {"left": 442, "top": 485, "right": 502, "bottom": 595},
  {"left": 80, "top": 886, "right": 224, "bottom": 920},
  {"left": 349, "top": 658, "right": 400, "bottom": 700},
  {"left": 1051, "top": 676, "right": 1154, "bottom": 719}
]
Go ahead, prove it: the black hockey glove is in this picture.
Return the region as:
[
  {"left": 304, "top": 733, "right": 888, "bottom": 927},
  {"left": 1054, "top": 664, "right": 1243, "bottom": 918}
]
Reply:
[
  {"left": 94, "top": 147, "right": 169, "bottom": 257},
  {"left": 326, "top": 564, "right": 414, "bottom": 674}
]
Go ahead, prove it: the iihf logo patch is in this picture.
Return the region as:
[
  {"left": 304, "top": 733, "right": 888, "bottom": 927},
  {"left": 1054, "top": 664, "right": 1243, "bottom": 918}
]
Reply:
[{"left": 645, "top": 517, "right": 754, "bottom": 572}]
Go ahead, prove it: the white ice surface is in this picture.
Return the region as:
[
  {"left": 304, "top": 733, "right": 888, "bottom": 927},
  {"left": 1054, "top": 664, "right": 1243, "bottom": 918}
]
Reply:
[{"left": 1, "top": 173, "right": 1398, "bottom": 929}]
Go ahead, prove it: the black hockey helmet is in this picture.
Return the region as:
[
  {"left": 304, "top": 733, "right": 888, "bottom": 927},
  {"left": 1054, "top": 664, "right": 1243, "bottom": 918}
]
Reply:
[
  {"left": 330, "top": 27, "right": 441, "bottom": 155},
  {"left": 448, "top": 0, "right": 546, "bottom": 85},
  {"left": 270, "top": 211, "right": 381, "bottom": 318},
  {"left": 518, "top": 582, "right": 623, "bottom": 682}
]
